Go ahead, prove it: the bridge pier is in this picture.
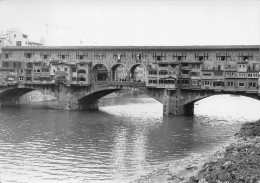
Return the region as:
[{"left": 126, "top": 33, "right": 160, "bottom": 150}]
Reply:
[{"left": 162, "top": 89, "right": 194, "bottom": 116}]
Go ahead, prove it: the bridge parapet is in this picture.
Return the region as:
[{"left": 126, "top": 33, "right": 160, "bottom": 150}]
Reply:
[{"left": 92, "top": 81, "right": 146, "bottom": 87}]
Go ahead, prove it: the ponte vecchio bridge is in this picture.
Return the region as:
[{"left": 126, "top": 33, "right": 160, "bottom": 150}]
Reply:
[{"left": 0, "top": 45, "right": 260, "bottom": 115}]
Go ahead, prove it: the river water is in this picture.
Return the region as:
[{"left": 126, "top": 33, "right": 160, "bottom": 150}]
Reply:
[{"left": 0, "top": 94, "right": 260, "bottom": 183}]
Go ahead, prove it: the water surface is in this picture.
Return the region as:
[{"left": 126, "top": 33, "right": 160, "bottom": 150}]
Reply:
[{"left": 0, "top": 94, "right": 260, "bottom": 183}]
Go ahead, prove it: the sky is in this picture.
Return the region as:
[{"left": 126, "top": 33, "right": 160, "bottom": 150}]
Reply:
[{"left": 0, "top": 0, "right": 259, "bottom": 46}]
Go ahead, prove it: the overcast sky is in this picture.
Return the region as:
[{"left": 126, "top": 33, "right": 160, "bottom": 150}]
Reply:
[{"left": 0, "top": 0, "right": 259, "bottom": 46}]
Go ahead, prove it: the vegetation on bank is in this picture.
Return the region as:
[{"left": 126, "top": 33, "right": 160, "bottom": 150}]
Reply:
[{"left": 190, "top": 121, "right": 260, "bottom": 183}]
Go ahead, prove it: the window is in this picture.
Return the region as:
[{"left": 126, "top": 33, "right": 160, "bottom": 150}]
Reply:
[
  {"left": 95, "top": 52, "right": 106, "bottom": 59},
  {"left": 203, "top": 73, "right": 211, "bottom": 76},
  {"left": 159, "top": 70, "right": 167, "bottom": 75},
  {"left": 58, "top": 52, "right": 69, "bottom": 59},
  {"left": 40, "top": 52, "right": 51, "bottom": 59},
  {"left": 227, "top": 81, "right": 234, "bottom": 87},
  {"left": 132, "top": 52, "right": 147, "bottom": 60},
  {"left": 16, "top": 41, "right": 22, "bottom": 46},
  {"left": 216, "top": 53, "right": 231, "bottom": 61},
  {"left": 192, "top": 80, "right": 199, "bottom": 85},
  {"left": 170, "top": 65, "right": 177, "bottom": 69},
  {"left": 78, "top": 78, "right": 86, "bottom": 82},
  {"left": 19, "top": 76, "right": 24, "bottom": 81},
  {"left": 159, "top": 64, "right": 168, "bottom": 67},
  {"left": 195, "top": 53, "right": 208, "bottom": 61},
  {"left": 71, "top": 68, "right": 76, "bottom": 72},
  {"left": 14, "top": 34, "right": 16, "bottom": 38},
  {"left": 78, "top": 69, "right": 86, "bottom": 74},
  {"left": 238, "top": 73, "right": 246, "bottom": 77},
  {"left": 65, "top": 68, "right": 68, "bottom": 72},
  {"left": 238, "top": 83, "right": 245, "bottom": 87},
  {"left": 2, "top": 61, "right": 9, "bottom": 67},
  {"left": 159, "top": 79, "right": 174, "bottom": 84},
  {"left": 76, "top": 52, "right": 88, "bottom": 59},
  {"left": 153, "top": 53, "right": 166, "bottom": 61},
  {"left": 149, "top": 71, "right": 157, "bottom": 75},
  {"left": 216, "top": 65, "right": 223, "bottom": 71},
  {"left": 226, "top": 72, "right": 234, "bottom": 76},
  {"left": 173, "top": 53, "right": 186, "bottom": 61},
  {"left": 190, "top": 72, "right": 200, "bottom": 77},
  {"left": 191, "top": 64, "right": 200, "bottom": 69},
  {"left": 24, "top": 51, "right": 34, "bottom": 58},
  {"left": 26, "top": 70, "right": 32, "bottom": 74},
  {"left": 203, "top": 81, "right": 211, "bottom": 86},
  {"left": 26, "top": 53, "right": 32, "bottom": 58},
  {"left": 247, "top": 73, "right": 258, "bottom": 78},
  {"left": 148, "top": 79, "right": 157, "bottom": 84},
  {"left": 181, "top": 70, "right": 189, "bottom": 74},
  {"left": 238, "top": 53, "right": 253, "bottom": 61},
  {"left": 249, "top": 82, "right": 257, "bottom": 87},
  {"left": 3, "top": 51, "right": 12, "bottom": 59},
  {"left": 13, "top": 62, "right": 21, "bottom": 68},
  {"left": 180, "top": 79, "right": 190, "bottom": 85},
  {"left": 80, "top": 63, "right": 84, "bottom": 66},
  {"left": 72, "top": 77, "right": 77, "bottom": 81}
]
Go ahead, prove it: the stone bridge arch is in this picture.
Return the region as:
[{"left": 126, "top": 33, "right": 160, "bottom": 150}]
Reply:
[
  {"left": 92, "top": 63, "right": 110, "bottom": 81},
  {"left": 177, "top": 90, "right": 260, "bottom": 116},
  {"left": 128, "top": 63, "right": 147, "bottom": 82},
  {"left": 0, "top": 87, "right": 35, "bottom": 106},
  {"left": 75, "top": 82, "right": 161, "bottom": 110},
  {"left": 110, "top": 63, "right": 127, "bottom": 81}
]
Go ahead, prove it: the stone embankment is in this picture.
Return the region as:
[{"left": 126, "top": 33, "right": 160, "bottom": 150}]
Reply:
[{"left": 133, "top": 121, "right": 260, "bottom": 183}]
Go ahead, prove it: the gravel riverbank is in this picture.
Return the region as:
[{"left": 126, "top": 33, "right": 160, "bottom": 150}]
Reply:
[{"left": 132, "top": 120, "right": 260, "bottom": 183}]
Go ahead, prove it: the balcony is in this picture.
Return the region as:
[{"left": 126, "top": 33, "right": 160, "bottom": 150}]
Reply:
[
  {"left": 190, "top": 85, "right": 201, "bottom": 90},
  {"left": 202, "top": 67, "right": 214, "bottom": 71},
  {"left": 157, "top": 84, "right": 176, "bottom": 89},
  {"left": 179, "top": 74, "right": 190, "bottom": 78},
  {"left": 179, "top": 84, "right": 191, "bottom": 89},
  {"left": 246, "top": 87, "right": 258, "bottom": 93},
  {"left": 146, "top": 83, "right": 158, "bottom": 88},
  {"left": 224, "top": 66, "right": 237, "bottom": 71},
  {"left": 180, "top": 66, "right": 191, "bottom": 70}
]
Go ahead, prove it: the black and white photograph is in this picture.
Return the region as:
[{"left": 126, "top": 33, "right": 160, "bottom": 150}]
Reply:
[{"left": 0, "top": 0, "right": 260, "bottom": 182}]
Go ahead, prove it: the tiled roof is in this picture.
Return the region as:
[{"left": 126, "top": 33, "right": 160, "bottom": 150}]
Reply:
[{"left": 2, "top": 45, "right": 260, "bottom": 51}]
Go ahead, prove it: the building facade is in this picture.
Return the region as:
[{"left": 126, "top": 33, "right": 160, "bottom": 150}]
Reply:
[{"left": 0, "top": 45, "right": 260, "bottom": 94}]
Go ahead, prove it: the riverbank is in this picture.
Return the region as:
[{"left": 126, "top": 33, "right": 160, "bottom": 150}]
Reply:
[{"left": 132, "top": 120, "right": 260, "bottom": 183}]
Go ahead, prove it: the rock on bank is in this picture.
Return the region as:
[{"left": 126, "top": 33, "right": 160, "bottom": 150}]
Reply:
[{"left": 191, "top": 121, "right": 260, "bottom": 183}]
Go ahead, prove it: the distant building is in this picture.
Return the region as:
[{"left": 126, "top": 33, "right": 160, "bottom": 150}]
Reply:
[
  {"left": 0, "top": 29, "right": 43, "bottom": 59},
  {"left": 0, "top": 29, "right": 29, "bottom": 47}
]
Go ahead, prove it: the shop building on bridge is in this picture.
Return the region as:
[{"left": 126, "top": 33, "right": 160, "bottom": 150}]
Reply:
[{"left": 0, "top": 45, "right": 260, "bottom": 94}]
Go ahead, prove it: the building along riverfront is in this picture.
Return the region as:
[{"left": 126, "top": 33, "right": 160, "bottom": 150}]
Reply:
[{"left": 0, "top": 45, "right": 260, "bottom": 115}]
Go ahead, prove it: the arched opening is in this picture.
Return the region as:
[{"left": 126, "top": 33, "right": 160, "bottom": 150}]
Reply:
[
  {"left": 92, "top": 64, "right": 109, "bottom": 81},
  {"left": 129, "top": 64, "right": 146, "bottom": 82},
  {"left": 0, "top": 88, "right": 35, "bottom": 100},
  {"left": 111, "top": 64, "right": 127, "bottom": 81},
  {"left": 190, "top": 94, "right": 260, "bottom": 120}
]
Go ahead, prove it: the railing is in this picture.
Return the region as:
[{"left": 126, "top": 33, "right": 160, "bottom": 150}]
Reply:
[
  {"left": 92, "top": 81, "right": 146, "bottom": 87},
  {"left": 180, "top": 66, "right": 191, "bottom": 70}
]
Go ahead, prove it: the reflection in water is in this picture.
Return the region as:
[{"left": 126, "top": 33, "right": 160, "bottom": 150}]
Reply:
[{"left": 0, "top": 94, "right": 259, "bottom": 182}]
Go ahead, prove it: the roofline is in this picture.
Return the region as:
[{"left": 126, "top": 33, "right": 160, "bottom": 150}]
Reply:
[{"left": 2, "top": 45, "right": 260, "bottom": 51}]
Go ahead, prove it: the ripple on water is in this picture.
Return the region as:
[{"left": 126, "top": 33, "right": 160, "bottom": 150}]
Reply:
[{"left": 0, "top": 96, "right": 259, "bottom": 182}]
